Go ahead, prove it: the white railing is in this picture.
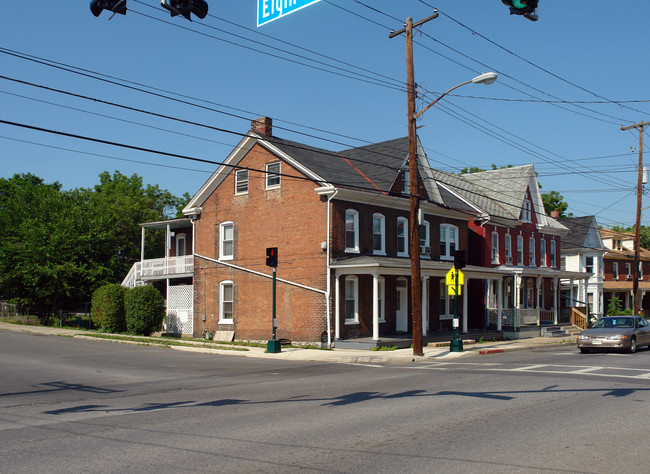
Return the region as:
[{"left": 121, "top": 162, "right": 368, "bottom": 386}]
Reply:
[
  {"left": 487, "top": 308, "right": 555, "bottom": 329},
  {"left": 122, "top": 256, "right": 194, "bottom": 288}
]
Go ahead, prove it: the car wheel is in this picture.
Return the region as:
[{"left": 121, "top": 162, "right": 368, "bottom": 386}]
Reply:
[
  {"left": 629, "top": 337, "right": 637, "bottom": 353},
  {"left": 579, "top": 348, "right": 590, "bottom": 354}
]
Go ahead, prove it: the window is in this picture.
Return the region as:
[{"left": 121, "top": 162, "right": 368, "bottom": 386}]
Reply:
[
  {"left": 377, "top": 277, "right": 385, "bottom": 323},
  {"left": 235, "top": 169, "right": 249, "bottom": 194},
  {"left": 639, "top": 261, "right": 644, "bottom": 280},
  {"left": 529, "top": 237, "right": 535, "bottom": 266},
  {"left": 626, "top": 262, "right": 632, "bottom": 279},
  {"left": 176, "top": 233, "right": 187, "bottom": 257},
  {"left": 521, "top": 199, "right": 532, "bottom": 223},
  {"left": 614, "top": 239, "right": 622, "bottom": 251},
  {"left": 540, "top": 239, "right": 547, "bottom": 267},
  {"left": 345, "top": 276, "right": 359, "bottom": 324},
  {"left": 517, "top": 235, "right": 524, "bottom": 265},
  {"left": 345, "top": 210, "right": 359, "bottom": 253},
  {"left": 400, "top": 170, "right": 409, "bottom": 195},
  {"left": 491, "top": 232, "right": 499, "bottom": 264},
  {"left": 585, "top": 256, "right": 594, "bottom": 273},
  {"left": 419, "top": 221, "right": 430, "bottom": 256},
  {"left": 219, "top": 281, "right": 234, "bottom": 324},
  {"left": 613, "top": 262, "right": 619, "bottom": 280},
  {"left": 505, "top": 234, "right": 512, "bottom": 264},
  {"left": 550, "top": 240, "right": 557, "bottom": 267},
  {"left": 397, "top": 217, "right": 408, "bottom": 256},
  {"left": 439, "top": 280, "right": 454, "bottom": 320},
  {"left": 372, "top": 213, "right": 386, "bottom": 255},
  {"left": 265, "top": 162, "right": 281, "bottom": 189},
  {"left": 440, "top": 224, "right": 458, "bottom": 260},
  {"left": 219, "top": 222, "right": 234, "bottom": 260}
]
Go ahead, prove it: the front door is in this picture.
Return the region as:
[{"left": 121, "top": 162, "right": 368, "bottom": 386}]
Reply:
[{"left": 396, "top": 278, "right": 408, "bottom": 332}]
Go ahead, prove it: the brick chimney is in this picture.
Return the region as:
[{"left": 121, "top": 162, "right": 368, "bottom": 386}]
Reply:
[
  {"left": 551, "top": 210, "right": 560, "bottom": 219},
  {"left": 251, "top": 116, "right": 273, "bottom": 137}
]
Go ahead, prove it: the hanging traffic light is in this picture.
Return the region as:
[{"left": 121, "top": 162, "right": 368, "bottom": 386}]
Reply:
[
  {"left": 266, "top": 247, "right": 278, "bottom": 268},
  {"left": 501, "top": 0, "right": 539, "bottom": 21},
  {"left": 90, "top": 0, "right": 127, "bottom": 17},
  {"left": 161, "top": 0, "right": 209, "bottom": 21}
]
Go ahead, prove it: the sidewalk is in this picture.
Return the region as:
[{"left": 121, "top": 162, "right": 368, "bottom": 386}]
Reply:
[{"left": 0, "top": 321, "right": 577, "bottom": 364}]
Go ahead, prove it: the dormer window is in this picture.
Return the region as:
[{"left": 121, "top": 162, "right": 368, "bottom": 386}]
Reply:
[
  {"left": 521, "top": 199, "right": 532, "bottom": 223},
  {"left": 400, "top": 170, "right": 409, "bottom": 195}
]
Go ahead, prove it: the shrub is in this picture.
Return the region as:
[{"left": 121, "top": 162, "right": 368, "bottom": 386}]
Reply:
[
  {"left": 91, "top": 284, "right": 126, "bottom": 332},
  {"left": 124, "top": 285, "right": 165, "bottom": 336}
]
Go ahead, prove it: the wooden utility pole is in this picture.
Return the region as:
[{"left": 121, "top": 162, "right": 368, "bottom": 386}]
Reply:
[
  {"left": 389, "top": 12, "right": 438, "bottom": 357},
  {"left": 620, "top": 121, "right": 647, "bottom": 315}
]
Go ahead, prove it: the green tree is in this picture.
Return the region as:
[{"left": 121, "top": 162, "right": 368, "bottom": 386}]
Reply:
[
  {"left": 542, "top": 190, "right": 572, "bottom": 219},
  {"left": 609, "top": 225, "right": 650, "bottom": 250}
]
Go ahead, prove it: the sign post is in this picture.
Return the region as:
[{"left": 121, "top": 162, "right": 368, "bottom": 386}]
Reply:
[
  {"left": 446, "top": 267, "right": 464, "bottom": 352},
  {"left": 258, "top": 0, "right": 322, "bottom": 27},
  {"left": 266, "top": 247, "right": 281, "bottom": 353}
]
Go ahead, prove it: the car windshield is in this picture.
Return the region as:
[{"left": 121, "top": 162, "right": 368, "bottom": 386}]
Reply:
[{"left": 593, "top": 318, "right": 634, "bottom": 329}]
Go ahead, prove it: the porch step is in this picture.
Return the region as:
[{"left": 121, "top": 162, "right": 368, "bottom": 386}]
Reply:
[{"left": 541, "top": 325, "right": 581, "bottom": 338}]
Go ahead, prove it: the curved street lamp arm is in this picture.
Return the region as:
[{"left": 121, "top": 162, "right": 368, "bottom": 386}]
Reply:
[{"left": 412, "top": 79, "right": 472, "bottom": 121}]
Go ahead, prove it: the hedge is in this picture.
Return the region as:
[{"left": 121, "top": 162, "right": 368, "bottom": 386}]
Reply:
[
  {"left": 91, "top": 284, "right": 126, "bottom": 333},
  {"left": 124, "top": 285, "right": 165, "bottom": 336}
]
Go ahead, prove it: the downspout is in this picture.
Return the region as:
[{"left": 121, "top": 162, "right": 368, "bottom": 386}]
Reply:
[{"left": 326, "top": 188, "right": 339, "bottom": 348}]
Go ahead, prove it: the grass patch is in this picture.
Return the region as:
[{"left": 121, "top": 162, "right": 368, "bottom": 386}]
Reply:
[
  {"left": 371, "top": 345, "right": 399, "bottom": 351},
  {"left": 87, "top": 334, "right": 249, "bottom": 351}
]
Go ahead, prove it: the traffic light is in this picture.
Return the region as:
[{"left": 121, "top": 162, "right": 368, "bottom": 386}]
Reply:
[
  {"left": 454, "top": 250, "right": 466, "bottom": 270},
  {"left": 501, "top": 0, "right": 539, "bottom": 21},
  {"left": 266, "top": 247, "right": 278, "bottom": 268},
  {"left": 161, "top": 0, "right": 209, "bottom": 21},
  {"left": 90, "top": 0, "right": 127, "bottom": 17}
]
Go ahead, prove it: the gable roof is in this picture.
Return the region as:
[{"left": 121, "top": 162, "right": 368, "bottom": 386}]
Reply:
[{"left": 561, "top": 216, "right": 604, "bottom": 251}]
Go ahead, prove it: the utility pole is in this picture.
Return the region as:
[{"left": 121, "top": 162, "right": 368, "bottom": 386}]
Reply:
[
  {"left": 620, "top": 121, "right": 647, "bottom": 315},
  {"left": 389, "top": 12, "right": 438, "bottom": 357}
]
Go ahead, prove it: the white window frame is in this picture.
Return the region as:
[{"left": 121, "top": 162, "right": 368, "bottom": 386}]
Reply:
[
  {"left": 372, "top": 213, "right": 386, "bottom": 256},
  {"left": 626, "top": 262, "right": 632, "bottom": 280},
  {"left": 235, "top": 169, "right": 249, "bottom": 195},
  {"left": 419, "top": 220, "right": 430, "bottom": 257},
  {"left": 176, "top": 233, "right": 187, "bottom": 257},
  {"left": 440, "top": 224, "right": 458, "bottom": 261},
  {"left": 585, "top": 255, "right": 594, "bottom": 274},
  {"left": 400, "top": 170, "right": 409, "bottom": 195},
  {"left": 505, "top": 234, "right": 512, "bottom": 264},
  {"left": 613, "top": 262, "right": 619, "bottom": 280},
  {"left": 219, "top": 221, "right": 234, "bottom": 261},
  {"left": 529, "top": 237, "right": 536, "bottom": 267},
  {"left": 345, "top": 209, "right": 360, "bottom": 253},
  {"left": 522, "top": 199, "right": 532, "bottom": 223},
  {"left": 265, "top": 162, "right": 281, "bottom": 189},
  {"left": 640, "top": 261, "right": 643, "bottom": 280},
  {"left": 439, "top": 280, "right": 454, "bottom": 320},
  {"left": 397, "top": 217, "right": 408, "bottom": 257},
  {"left": 491, "top": 232, "right": 500, "bottom": 264},
  {"left": 517, "top": 235, "right": 524, "bottom": 265},
  {"left": 550, "top": 240, "right": 557, "bottom": 268},
  {"left": 540, "top": 239, "right": 547, "bottom": 267},
  {"left": 219, "top": 280, "right": 234, "bottom": 324},
  {"left": 344, "top": 276, "right": 359, "bottom": 324}
]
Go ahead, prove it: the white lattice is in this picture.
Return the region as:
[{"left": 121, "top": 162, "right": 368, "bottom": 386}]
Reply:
[{"left": 167, "top": 284, "right": 193, "bottom": 335}]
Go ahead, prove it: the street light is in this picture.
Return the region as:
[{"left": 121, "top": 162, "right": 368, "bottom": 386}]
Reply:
[{"left": 391, "top": 15, "right": 497, "bottom": 357}]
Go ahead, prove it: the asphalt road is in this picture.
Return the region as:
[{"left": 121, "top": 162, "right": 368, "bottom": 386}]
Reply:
[{"left": 1, "top": 331, "right": 650, "bottom": 473}]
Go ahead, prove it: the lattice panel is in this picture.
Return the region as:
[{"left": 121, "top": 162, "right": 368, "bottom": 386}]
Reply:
[{"left": 167, "top": 285, "right": 193, "bottom": 335}]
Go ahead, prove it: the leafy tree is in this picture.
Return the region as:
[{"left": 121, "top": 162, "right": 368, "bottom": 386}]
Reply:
[
  {"left": 609, "top": 225, "right": 650, "bottom": 250},
  {"left": 125, "top": 285, "right": 165, "bottom": 336},
  {"left": 542, "top": 190, "right": 572, "bottom": 219}
]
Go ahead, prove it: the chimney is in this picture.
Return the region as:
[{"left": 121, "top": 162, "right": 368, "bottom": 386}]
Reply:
[
  {"left": 251, "top": 116, "right": 273, "bottom": 137},
  {"left": 551, "top": 210, "right": 560, "bottom": 219}
]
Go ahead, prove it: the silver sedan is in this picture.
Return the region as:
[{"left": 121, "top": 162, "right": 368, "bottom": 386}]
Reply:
[{"left": 577, "top": 316, "right": 650, "bottom": 353}]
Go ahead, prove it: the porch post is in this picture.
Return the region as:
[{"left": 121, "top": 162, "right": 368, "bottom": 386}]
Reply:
[
  {"left": 166, "top": 224, "right": 171, "bottom": 275},
  {"left": 421, "top": 276, "right": 429, "bottom": 337},
  {"left": 536, "top": 276, "right": 542, "bottom": 326},
  {"left": 514, "top": 274, "right": 521, "bottom": 330},
  {"left": 569, "top": 278, "right": 574, "bottom": 305},
  {"left": 497, "top": 278, "right": 503, "bottom": 332},
  {"left": 372, "top": 274, "right": 379, "bottom": 341},
  {"left": 334, "top": 275, "right": 340, "bottom": 340},
  {"left": 141, "top": 227, "right": 146, "bottom": 263},
  {"left": 462, "top": 277, "right": 469, "bottom": 333},
  {"left": 554, "top": 277, "right": 559, "bottom": 324}
]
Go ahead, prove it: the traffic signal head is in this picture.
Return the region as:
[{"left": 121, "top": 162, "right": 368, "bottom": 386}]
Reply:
[
  {"left": 161, "top": 0, "right": 209, "bottom": 21},
  {"left": 266, "top": 247, "right": 278, "bottom": 268},
  {"left": 90, "top": 0, "right": 127, "bottom": 17},
  {"left": 501, "top": 0, "right": 538, "bottom": 19},
  {"left": 454, "top": 250, "right": 466, "bottom": 270}
]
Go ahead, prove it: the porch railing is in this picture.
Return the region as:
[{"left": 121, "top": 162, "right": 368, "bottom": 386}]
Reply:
[
  {"left": 571, "top": 307, "right": 588, "bottom": 330},
  {"left": 487, "top": 307, "right": 556, "bottom": 329},
  {"left": 122, "top": 256, "right": 194, "bottom": 288}
]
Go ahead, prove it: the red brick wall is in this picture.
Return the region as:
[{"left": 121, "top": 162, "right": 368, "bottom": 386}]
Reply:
[{"left": 192, "top": 143, "right": 328, "bottom": 342}]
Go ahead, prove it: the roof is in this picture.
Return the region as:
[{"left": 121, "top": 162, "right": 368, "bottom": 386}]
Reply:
[{"left": 560, "top": 216, "right": 604, "bottom": 251}]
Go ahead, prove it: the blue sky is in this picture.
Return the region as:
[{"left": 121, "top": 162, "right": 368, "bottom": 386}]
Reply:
[{"left": 2, "top": 1, "right": 649, "bottom": 228}]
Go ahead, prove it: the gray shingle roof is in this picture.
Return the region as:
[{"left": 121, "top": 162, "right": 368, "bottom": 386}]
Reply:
[{"left": 561, "top": 216, "right": 604, "bottom": 250}]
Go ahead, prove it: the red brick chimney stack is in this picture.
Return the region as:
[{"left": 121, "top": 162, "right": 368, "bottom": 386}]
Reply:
[
  {"left": 550, "top": 210, "right": 560, "bottom": 219},
  {"left": 251, "top": 117, "right": 273, "bottom": 137}
]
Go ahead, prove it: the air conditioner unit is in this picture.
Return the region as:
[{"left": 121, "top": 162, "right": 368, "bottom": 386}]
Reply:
[
  {"left": 420, "top": 246, "right": 431, "bottom": 255},
  {"left": 505, "top": 256, "right": 513, "bottom": 264},
  {"left": 626, "top": 275, "right": 632, "bottom": 280}
]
